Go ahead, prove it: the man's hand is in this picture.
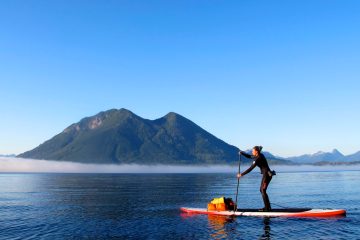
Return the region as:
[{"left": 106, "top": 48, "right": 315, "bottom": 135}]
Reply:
[{"left": 237, "top": 173, "right": 242, "bottom": 179}]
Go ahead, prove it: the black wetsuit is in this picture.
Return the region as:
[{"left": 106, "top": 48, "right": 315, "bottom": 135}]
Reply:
[{"left": 241, "top": 152, "right": 273, "bottom": 210}]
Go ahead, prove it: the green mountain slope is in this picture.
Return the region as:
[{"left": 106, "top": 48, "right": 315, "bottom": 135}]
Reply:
[{"left": 19, "top": 109, "right": 242, "bottom": 164}]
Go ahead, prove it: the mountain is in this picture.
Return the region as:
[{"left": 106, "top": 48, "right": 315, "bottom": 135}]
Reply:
[
  {"left": 18, "top": 108, "right": 242, "bottom": 165},
  {"left": 345, "top": 151, "right": 360, "bottom": 162},
  {"left": 17, "top": 108, "right": 359, "bottom": 166},
  {"left": 0, "top": 154, "right": 16, "bottom": 158},
  {"left": 262, "top": 152, "right": 294, "bottom": 165},
  {"left": 286, "top": 149, "right": 345, "bottom": 164}
]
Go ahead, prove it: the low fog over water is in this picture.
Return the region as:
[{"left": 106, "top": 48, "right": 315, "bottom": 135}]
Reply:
[{"left": 1, "top": 157, "right": 359, "bottom": 173}]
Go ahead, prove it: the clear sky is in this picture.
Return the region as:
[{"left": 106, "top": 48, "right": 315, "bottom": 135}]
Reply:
[{"left": 1, "top": 0, "right": 359, "bottom": 157}]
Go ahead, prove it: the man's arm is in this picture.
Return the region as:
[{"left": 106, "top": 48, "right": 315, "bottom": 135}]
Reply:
[
  {"left": 241, "top": 161, "right": 256, "bottom": 176},
  {"left": 240, "top": 151, "right": 253, "bottom": 159}
]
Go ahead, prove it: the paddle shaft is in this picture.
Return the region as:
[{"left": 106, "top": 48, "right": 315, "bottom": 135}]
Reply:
[{"left": 235, "top": 153, "right": 241, "bottom": 212}]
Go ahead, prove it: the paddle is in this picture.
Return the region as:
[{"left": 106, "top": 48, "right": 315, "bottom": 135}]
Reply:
[{"left": 234, "top": 151, "right": 241, "bottom": 212}]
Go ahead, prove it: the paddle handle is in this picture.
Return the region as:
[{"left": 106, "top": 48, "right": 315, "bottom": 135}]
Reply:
[{"left": 235, "top": 153, "right": 241, "bottom": 212}]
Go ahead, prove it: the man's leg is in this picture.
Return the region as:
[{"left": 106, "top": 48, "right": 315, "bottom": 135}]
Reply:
[{"left": 260, "top": 175, "right": 272, "bottom": 210}]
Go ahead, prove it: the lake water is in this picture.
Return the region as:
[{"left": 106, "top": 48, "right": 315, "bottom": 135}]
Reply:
[{"left": 0, "top": 171, "right": 359, "bottom": 239}]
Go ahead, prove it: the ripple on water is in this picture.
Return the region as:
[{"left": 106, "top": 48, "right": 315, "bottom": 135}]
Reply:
[{"left": 0, "top": 172, "right": 358, "bottom": 239}]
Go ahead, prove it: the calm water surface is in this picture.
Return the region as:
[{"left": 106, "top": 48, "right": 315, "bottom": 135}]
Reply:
[{"left": 0, "top": 171, "right": 359, "bottom": 239}]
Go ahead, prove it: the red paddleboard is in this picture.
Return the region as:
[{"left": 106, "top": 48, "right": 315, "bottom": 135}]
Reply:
[{"left": 180, "top": 207, "right": 346, "bottom": 218}]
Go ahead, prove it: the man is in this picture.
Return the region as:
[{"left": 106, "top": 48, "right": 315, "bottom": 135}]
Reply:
[{"left": 237, "top": 146, "right": 275, "bottom": 211}]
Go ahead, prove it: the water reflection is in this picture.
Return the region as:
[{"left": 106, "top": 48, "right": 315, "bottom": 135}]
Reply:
[
  {"left": 259, "top": 217, "right": 271, "bottom": 240},
  {"left": 207, "top": 215, "right": 235, "bottom": 239},
  {"left": 206, "top": 214, "right": 272, "bottom": 240}
]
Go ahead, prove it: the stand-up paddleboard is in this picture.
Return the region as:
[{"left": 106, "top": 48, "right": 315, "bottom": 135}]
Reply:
[{"left": 180, "top": 207, "right": 346, "bottom": 218}]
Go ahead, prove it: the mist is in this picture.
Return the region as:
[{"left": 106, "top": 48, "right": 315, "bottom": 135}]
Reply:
[
  {"left": 0, "top": 157, "right": 236, "bottom": 173},
  {"left": 1, "top": 157, "right": 359, "bottom": 173}
]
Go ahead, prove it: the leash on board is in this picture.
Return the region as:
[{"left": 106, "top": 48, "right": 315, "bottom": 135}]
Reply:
[{"left": 271, "top": 202, "right": 292, "bottom": 209}]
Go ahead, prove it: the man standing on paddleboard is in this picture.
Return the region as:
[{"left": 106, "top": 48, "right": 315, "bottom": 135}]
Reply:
[{"left": 237, "top": 146, "right": 275, "bottom": 212}]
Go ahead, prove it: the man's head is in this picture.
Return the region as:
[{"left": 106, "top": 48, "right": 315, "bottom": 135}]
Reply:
[{"left": 252, "top": 146, "right": 263, "bottom": 156}]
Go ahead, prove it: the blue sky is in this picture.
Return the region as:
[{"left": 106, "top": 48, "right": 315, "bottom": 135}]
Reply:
[{"left": 1, "top": 0, "right": 359, "bottom": 157}]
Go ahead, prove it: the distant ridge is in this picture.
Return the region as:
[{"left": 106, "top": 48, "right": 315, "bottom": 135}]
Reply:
[
  {"left": 345, "top": 151, "right": 360, "bottom": 162},
  {"left": 19, "top": 109, "right": 243, "bottom": 164},
  {"left": 0, "top": 154, "right": 16, "bottom": 158},
  {"left": 285, "top": 149, "right": 360, "bottom": 164}
]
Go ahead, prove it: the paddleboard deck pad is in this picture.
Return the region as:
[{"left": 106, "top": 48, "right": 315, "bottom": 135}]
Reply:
[{"left": 181, "top": 207, "right": 346, "bottom": 218}]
